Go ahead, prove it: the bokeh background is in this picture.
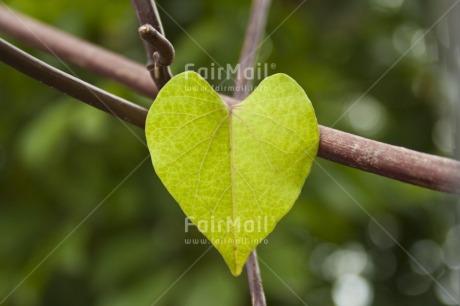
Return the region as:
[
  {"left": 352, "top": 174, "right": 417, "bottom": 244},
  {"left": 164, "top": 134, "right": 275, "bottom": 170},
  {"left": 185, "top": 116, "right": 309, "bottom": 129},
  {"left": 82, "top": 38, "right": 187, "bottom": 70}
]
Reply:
[{"left": 1, "top": 0, "right": 459, "bottom": 305}]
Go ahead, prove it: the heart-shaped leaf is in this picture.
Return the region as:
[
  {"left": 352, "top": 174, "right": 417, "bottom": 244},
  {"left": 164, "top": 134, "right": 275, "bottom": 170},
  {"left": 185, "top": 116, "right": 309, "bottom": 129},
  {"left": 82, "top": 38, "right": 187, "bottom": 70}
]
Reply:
[{"left": 145, "top": 71, "right": 319, "bottom": 276}]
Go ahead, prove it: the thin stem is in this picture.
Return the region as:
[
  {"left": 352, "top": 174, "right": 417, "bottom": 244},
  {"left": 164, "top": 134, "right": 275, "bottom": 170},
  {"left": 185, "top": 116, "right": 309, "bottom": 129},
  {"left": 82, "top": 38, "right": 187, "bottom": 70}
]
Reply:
[
  {"left": 234, "top": 0, "right": 272, "bottom": 100},
  {"left": 246, "top": 250, "right": 266, "bottom": 306},
  {"left": 0, "top": 11, "right": 459, "bottom": 194},
  {"left": 0, "top": 4, "right": 157, "bottom": 98},
  {"left": 233, "top": 1, "right": 272, "bottom": 305},
  {"left": 0, "top": 38, "right": 147, "bottom": 128},
  {"left": 130, "top": 0, "right": 173, "bottom": 88}
]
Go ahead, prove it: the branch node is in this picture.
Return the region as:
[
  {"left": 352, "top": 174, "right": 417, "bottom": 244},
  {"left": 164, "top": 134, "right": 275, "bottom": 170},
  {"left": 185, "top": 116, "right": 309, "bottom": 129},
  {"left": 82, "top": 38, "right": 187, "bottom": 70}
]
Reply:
[
  {"left": 138, "top": 24, "right": 174, "bottom": 66},
  {"left": 131, "top": 0, "right": 173, "bottom": 89},
  {"left": 137, "top": 23, "right": 174, "bottom": 89}
]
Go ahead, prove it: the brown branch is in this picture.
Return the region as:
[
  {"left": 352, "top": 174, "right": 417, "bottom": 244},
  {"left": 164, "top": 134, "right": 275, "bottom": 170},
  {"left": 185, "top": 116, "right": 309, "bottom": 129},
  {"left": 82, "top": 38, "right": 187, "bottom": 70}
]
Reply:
[
  {"left": 233, "top": 1, "right": 271, "bottom": 305},
  {"left": 130, "top": 0, "right": 165, "bottom": 35},
  {"left": 0, "top": 4, "right": 157, "bottom": 98},
  {"left": 0, "top": 9, "right": 459, "bottom": 194},
  {"left": 130, "top": 0, "right": 173, "bottom": 88},
  {"left": 0, "top": 38, "right": 147, "bottom": 128}
]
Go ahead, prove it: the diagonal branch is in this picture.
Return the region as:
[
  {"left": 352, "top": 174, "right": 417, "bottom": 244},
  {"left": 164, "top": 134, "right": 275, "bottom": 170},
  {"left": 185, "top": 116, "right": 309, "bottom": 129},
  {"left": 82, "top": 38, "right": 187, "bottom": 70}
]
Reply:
[
  {"left": 0, "top": 4, "right": 157, "bottom": 98},
  {"left": 233, "top": 1, "right": 272, "bottom": 306},
  {"left": 0, "top": 11, "right": 459, "bottom": 194},
  {"left": 0, "top": 38, "right": 147, "bottom": 128}
]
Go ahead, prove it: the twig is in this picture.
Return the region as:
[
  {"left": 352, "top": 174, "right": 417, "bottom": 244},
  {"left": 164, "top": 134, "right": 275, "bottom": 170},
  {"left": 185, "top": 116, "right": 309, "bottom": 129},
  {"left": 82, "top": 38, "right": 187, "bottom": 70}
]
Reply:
[
  {"left": 233, "top": 1, "right": 271, "bottom": 305},
  {"left": 0, "top": 4, "right": 157, "bottom": 98},
  {"left": 0, "top": 12, "right": 459, "bottom": 194},
  {"left": 0, "top": 38, "right": 147, "bottom": 128},
  {"left": 130, "top": 0, "right": 173, "bottom": 88}
]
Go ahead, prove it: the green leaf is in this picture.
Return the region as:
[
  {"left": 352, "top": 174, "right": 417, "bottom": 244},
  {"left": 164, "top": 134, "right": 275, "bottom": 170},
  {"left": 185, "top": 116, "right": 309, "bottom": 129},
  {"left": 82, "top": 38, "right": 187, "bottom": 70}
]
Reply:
[{"left": 145, "top": 71, "right": 319, "bottom": 276}]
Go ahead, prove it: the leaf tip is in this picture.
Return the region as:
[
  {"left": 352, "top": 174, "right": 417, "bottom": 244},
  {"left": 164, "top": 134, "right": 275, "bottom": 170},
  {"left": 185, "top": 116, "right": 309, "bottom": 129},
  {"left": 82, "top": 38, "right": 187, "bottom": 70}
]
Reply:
[{"left": 229, "top": 262, "right": 244, "bottom": 277}]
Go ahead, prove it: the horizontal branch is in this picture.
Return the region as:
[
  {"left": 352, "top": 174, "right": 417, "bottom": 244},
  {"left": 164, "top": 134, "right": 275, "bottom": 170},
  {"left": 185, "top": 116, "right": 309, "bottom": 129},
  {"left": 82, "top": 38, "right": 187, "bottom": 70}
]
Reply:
[
  {"left": 318, "top": 127, "right": 460, "bottom": 193},
  {"left": 0, "top": 9, "right": 459, "bottom": 194}
]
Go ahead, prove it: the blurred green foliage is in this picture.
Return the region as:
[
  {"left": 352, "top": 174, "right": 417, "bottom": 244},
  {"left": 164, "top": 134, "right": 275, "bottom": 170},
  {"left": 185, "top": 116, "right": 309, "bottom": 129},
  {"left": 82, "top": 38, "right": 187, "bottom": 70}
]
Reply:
[{"left": 0, "top": 0, "right": 458, "bottom": 305}]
